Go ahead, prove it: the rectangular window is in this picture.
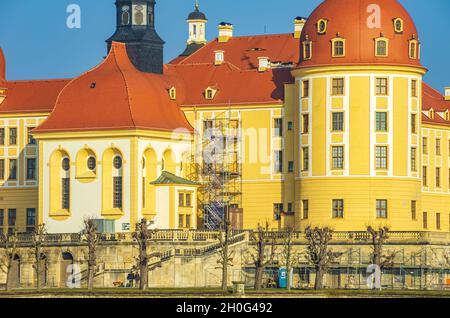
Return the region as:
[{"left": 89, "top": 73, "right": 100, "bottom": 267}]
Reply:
[
  {"left": 423, "top": 212, "right": 428, "bottom": 229},
  {"left": 0, "top": 159, "right": 4, "bottom": 180},
  {"left": 423, "top": 166, "right": 428, "bottom": 186},
  {"left": 411, "top": 147, "right": 417, "bottom": 172},
  {"left": 203, "top": 120, "right": 213, "bottom": 134},
  {"left": 0, "top": 128, "right": 4, "bottom": 145},
  {"left": 9, "top": 128, "right": 17, "bottom": 145},
  {"left": 62, "top": 178, "right": 70, "bottom": 209},
  {"left": 26, "top": 208, "right": 36, "bottom": 233},
  {"left": 185, "top": 215, "right": 191, "bottom": 229},
  {"left": 178, "top": 214, "right": 184, "bottom": 228},
  {"left": 411, "top": 201, "right": 417, "bottom": 220},
  {"left": 274, "top": 118, "right": 283, "bottom": 137},
  {"left": 27, "top": 127, "right": 36, "bottom": 145},
  {"left": 436, "top": 213, "right": 441, "bottom": 230},
  {"left": 303, "top": 42, "right": 312, "bottom": 60},
  {"left": 375, "top": 112, "right": 388, "bottom": 131},
  {"left": 302, "top": 114, "right": 309, "bottom": 134},
  {"left": 113, "top": 177, "right": 122, "bottom": 209},
  {"left": 8, "top": 209, "right": 16, "bottom": 227},
  {"left": 287, "top": 121, "right": 293, "bottom": 131},
  {"left": 436, "top": 167, "right": 441, "bottom": 188},
  {"left": 274, "top": 150, "right": 283, "bottom": 173},
  {"left": 288, "top": 161, "right": 294, "bottom": 173},
  {"left": 0, "top": 209, "right": 3, "bottom": 235},
  {"left": 302, "top": 147, "right": 309, "bottom": 171},
  {"left": 376, "top": 199, "right": 388, "bottom": 219},
  {"left": 411, "top": 80, "right": 417, "bottom": 97},
  {"left": 423, "top": 137, "right": 428, "bottom": 154},
  {"left": 178, "top": 193, "right": 185, "bottom": 207},
  {"left": 9, "top": 159, "right": 17, "bottom": 180},
  {"left": 436, "top": 139, "right": 441, "bottom": 156},
  {"left": 287, "top": 203, "right": 293, "bottom": 212},
  {"left": 332, "top": 78, "right": 344, "bottom": 95},
  {"left": 333, "top": 40, "right": 345, "bottom": 57},
  {"left": 332, "top": 146, "right": 344, "bottom": 169},
  {"left": 273, "top": 203, "right": 283, "bottom": 221},
  {"left": 332, "top": 199, "right": 344, "bottom": 218},
  {"left": 302, "top": 200, "right": 309, "bottom": 219},
  {"left": 376, "top": 40, "right": 387, "bottom": 56},
  {"left": 332, "top": 112, "right": 344, "bottom": 131},
  {"left": 376, "top": 78, "right": 388, "bottom": 95},
  {"left": 302, "top": 80, "right": 309, "bottom": 98},
  {"left": 411, "top": 114, "right": 417, "bottom": 134},
  {"left": 375, "top": 146, "right": 388, "bottom": 169},
  {"left": 186, "top": 193, "right": 191, "bottom": 207},
  {"left": 27, "top": 158, "right": 36, "bottom": 180}
]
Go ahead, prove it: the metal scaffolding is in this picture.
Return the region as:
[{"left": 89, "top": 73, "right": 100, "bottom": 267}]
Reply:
[{"left": 187, "top": 110, "right": 243, "bottom": 230}]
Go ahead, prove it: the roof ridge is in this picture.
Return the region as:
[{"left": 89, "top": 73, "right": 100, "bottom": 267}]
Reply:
[{"left": 110, "top": 43, "right": 137, "bottom": 128}]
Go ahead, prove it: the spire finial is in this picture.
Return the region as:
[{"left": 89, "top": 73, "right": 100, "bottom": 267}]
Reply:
[{"left": 195, "top": 0, "right": 199, "bottom": 11}]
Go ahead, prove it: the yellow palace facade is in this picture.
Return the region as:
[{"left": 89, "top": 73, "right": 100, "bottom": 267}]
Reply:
[{"left": 0, "top": 0, "right": 449, "bottom": 234}]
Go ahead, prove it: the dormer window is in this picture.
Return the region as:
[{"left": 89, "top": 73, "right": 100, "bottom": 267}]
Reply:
[
  {"left": 429, "top": 108, "right": 435, "bottom": 119},
  {"left": 121, "top": 6, "right": 130, "bottom": 25},
  {"left": 303, "top": 37, "right": 312, "bottom": 60},
  {"left": 317, "top": 19, "right": 328, "bottom": 34},
  {"left": 331, "top": 37, "right": 345, "bottom": 57},
  {"left": 205, "top": 87, "right": 217, "bottom": 100},
  {"left": 375, "top": 37, "right": 389, "bottom": 57},
  {"left": 214, "top": 50, "right": 224, "bottom": 65},
  {"left": 409, "top": 39, "right": 418, "bottom": 59},
  {"left": 445, "top": 110, "right": 450, "bottom": 121},
  {"left": 168, "top": 87, "right": 176, "bottom": 100},
  {"left": 393, "top": 18, "right": 404, "bottom": 33}
]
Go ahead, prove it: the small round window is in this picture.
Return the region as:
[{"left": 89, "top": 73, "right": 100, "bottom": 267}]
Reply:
[
  {"left": 87, "top": 157, "right": 96, "bottom": 171},
  {"left": 62, "top": 158, "right": 70, "bottom": 171},
  {"left": 113, "top": 156, "right": 123, "bottom": 169}
]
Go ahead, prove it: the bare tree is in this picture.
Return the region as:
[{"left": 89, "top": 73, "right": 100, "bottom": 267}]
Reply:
[
  {"left": 281, "top": 227, "right": 296, "bottom": 290},
  {"left": 305, "top": 226, "right": 335, "bottom": 290},
  {"left": 83, "top": 218, "right": 100, "bottom": 291},
  {"left": 367, "top": 226, "right": 390, "bottom": 267},
  {"left": 133, "top": 218, "right": 152, "bottom": 290},
  {"left": 217, "top": 219, "right": 234, "bottom": 292},
  {"left": 250, "top": 222, "right": 277, "bottom": 290},
  {"left": 0, "top": 230, "right": 19, "bottom": 291},
  {"left": 31, "top": 224, "right": 48, "bottom": 291}
]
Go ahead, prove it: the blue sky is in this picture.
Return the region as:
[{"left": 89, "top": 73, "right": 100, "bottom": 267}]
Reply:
[{"left": 0, "top": 0, "right": 449, "bottom": 91}]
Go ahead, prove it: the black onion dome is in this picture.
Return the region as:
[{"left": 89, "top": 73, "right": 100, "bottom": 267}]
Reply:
[{"left": 187, "top": 3, "right": 207, "bottom": 21}]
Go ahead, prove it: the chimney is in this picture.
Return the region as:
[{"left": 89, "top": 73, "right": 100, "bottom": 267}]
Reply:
[
  {"left": 214, "top": 50, "right": 224, "bottom": 65},
  {"left": 258, "top": 57, "right": 270, "bottom": 72},
  {"left": 218, "top": 22, "right": 233, "bottom": 43},
  {"left": 294, "top": 17, "right": 306, "bottom": 39},
  {"left": 445, "top": 87, "right": 450, "bottom": 101}
]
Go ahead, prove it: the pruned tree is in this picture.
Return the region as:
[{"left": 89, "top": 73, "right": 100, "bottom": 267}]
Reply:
[
  {"left": 367, "top": 226, "right": 390, "bottom": 268},
  {"left": 280, "top": 226, "right": 296, "bottom": 290},
  {"left": 305, "top": 226, "right": 335, "bottom": 290},
  {"left": 83, "top": 218, "right": 100, "bottom": 291},
  {"left": 250, "top": 222, "right": 277, "bottom": 290},
  {"left": 0, "top": 230, "right": 19, "bottom": 291},
  {"left": 31, "top": 224, "right": 48, "bottom": 291},
  {"left": 217, "top": 219, "right": 234, "bottom": 292},
  {"left": 133, "top": 218, "right": 152, "bottom": 290}
]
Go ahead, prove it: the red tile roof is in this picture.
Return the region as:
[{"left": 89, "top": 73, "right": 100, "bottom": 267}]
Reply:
[
  {"left": 0, "top": 79, "right": 70, "bottom": 114},
  {"left": 165, "top": 63, "right": 291, "bottom": 107},
  {"left": 422, "top": 83, "right": 450, "bottom": 127},
  {"left": 34, "top": 42, "right": 193, "bottom": 134},
  {"left": 298, "top": 0, "right": 425, "bottom": 70},
  {"left": 170, "top": 33, "right": 300, "bottom": 71}
]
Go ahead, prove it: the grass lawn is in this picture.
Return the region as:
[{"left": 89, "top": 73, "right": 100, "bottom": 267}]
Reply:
[{"left": 1, "top": 288, "right": 450, "bottom": 298}]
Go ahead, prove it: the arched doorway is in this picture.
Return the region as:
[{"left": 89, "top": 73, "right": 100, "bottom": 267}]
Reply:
[
  {"left": 59, "top": 252, "right": 74, "bottom": 288},
  {"left": 9, "top": 254, "right": 20, "bottom": 289}
]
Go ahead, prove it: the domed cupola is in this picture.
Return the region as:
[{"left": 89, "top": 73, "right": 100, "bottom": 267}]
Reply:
[
  {"left": 188, "top": 0, "right": 207, "bottom": 21},
  {"left": 181, "top": 1, "right": 208, "bottom": 57},
  {"left": 298, "top": 0, "right": 425, "bottom": 69},
  {"left": 34, "top": 42, "right": 193, "bottom": 134}
]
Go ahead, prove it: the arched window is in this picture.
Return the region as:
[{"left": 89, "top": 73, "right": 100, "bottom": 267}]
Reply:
[
  {"left": 193, "top": 24, "right": 197, "bottom": 36},
  {"left": 303, "top": 39, "right": 312, "bottom": 60},
  {"left": 61, "top": 157, "right": 70, "bottom": 210},
  {"left": 113, "top": 156, "right": 123, "bottom": 209},
  {"left": 121, "top": 6, "right": 130, "bottom": 25},
  {"left": 148, "top": 6, "right": 154, "bottom": 27},
  {"left": 134, "top": 5, "right": 144, "bottom": 25},
  {"left": 409, "top": 39, "right": 418, "bottom": 59}
]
